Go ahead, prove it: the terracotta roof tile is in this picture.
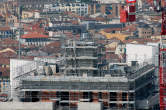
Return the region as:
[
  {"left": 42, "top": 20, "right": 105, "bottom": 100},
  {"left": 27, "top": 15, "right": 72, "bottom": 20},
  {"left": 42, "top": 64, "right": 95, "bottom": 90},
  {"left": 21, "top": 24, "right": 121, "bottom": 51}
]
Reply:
[
  {"left": 21, "top": 32, "right": 49, "bottom": 39},
  {"left": 0, "top": 58, "right": 10, "bottom": 65},
  {"left": 123, "top": 38, "right": 160, "bottom": 44},
  {"left": 0, "top": 27, "right": 10, "bottom": 31},
  {"left": 0, "top": 51, "right": 17, "bottom": 58}
]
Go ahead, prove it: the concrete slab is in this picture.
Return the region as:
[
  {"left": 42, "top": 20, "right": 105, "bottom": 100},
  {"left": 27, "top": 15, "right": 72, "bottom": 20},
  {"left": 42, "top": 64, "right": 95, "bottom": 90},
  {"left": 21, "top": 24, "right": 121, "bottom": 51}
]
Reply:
[
  {"left": 78, "top": 102, "right": 103, "bottom": 110},
  {"left": 0, "top": 102, "right": 54, "bottom": 110}
]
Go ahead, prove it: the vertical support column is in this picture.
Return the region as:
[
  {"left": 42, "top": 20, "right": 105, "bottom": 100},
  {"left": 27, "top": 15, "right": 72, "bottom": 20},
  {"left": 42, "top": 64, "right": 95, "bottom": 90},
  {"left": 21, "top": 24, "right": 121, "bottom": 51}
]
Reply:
[
  {"left": 79, "top": 92, "right": 83, "bottom": 101},
  {"left": 117, "top": 92, "right": 122, "bottom": 109},
  {"left": 126, "top": 92, "right": 129, "bottom": 110},
  {"left": 93, "top": 4, "right": 96, "bottom": 14},
  {"left": 159, "top": 49, "right": 166, "bottom": 110},
  {"left": 41, "top": 91, "right": 50, "bottom": 102},
  {"left": 69, "top": 91, "right": 79, "bottom": 108},
  {"left": 102, "top": 92, "right": 109, "bottom": 108},
  {"left": 92, "top": 91, "right": 98, "bottom": 102}
]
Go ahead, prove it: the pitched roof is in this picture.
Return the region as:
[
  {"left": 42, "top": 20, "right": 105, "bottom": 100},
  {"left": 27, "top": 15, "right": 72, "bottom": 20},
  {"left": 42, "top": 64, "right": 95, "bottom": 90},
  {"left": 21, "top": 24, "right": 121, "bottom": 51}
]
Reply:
[
  {"left": 0, "top": 51, "right": 17, "bottom": 58},
  {"left": 21, "top": 32, "right": 49, "bottom": 39},
  {"left": 0, "top": 27, "right": 10, "bottom": 31},
  {"left": 123, "top": 38, "right": 160, "bottom": 44},
  {"left": 0, "top": 38, "right": 18, "bottom": 45},
  {"left": 100, "top": 31, "right": 129, "bottom": 41},
  {"left": 0, "top": 48, "right": 16, "bottom": 54},
  {"left": 0, "top": 58, "right": 10, "bottom": 65}
]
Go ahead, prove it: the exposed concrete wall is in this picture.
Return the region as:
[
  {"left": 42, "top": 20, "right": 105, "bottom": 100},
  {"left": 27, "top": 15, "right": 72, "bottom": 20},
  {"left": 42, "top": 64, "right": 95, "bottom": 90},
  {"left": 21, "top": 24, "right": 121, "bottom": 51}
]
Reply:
[
  {"left": 0, "top": 102, "right": 54, "bottom": 110},
  {"left": 78, "top": 102, "right": 103, "bottom": 110}
]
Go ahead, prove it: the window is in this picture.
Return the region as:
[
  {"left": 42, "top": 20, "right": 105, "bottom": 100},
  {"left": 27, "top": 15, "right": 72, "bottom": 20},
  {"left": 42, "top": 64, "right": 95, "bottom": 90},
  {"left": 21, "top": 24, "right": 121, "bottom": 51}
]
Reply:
[{"left": 72, "top": 4, "right": 75, "bottom": 7}]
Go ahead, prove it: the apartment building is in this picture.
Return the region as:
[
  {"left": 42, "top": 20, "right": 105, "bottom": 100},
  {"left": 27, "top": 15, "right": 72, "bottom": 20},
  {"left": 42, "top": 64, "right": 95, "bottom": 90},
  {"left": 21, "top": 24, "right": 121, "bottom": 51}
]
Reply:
[
  {"left": 21, "top": 32, "right": 51, "bottom": 46},
  {"left": 137, "top": 24, "right": 153, "bottom": 38},
  {"left": 44, "top": 3, "right": 88, "bottom": 16},
  {"left": 0, "top": 27, "right": 15, "bottom": 39},
  {"left": 17, "top": 0, "right": 58, "bottom": 9}
]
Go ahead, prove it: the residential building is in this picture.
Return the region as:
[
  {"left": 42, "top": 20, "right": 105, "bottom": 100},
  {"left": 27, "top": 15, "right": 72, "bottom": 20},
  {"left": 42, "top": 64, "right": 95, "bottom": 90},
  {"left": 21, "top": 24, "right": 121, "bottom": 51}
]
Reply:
[
  {"left": 7, "top": 14, "right": 18, "bottom": 25},
  {"left": 88, "top": 3, "right": 121, "bottom": 18},
  {"left": 0, "top": 58, "right": 10, "bottom": 94},
  {"left": 22, "top": 10, "right": 40, "bottom": 19},
  {"left": 21, "top": 32, "right": 51, "bottom": 46},
  {"left": 21, "top": 11, "right": 34, "bottom": 19},
  {"left": 17, "top": 0, "right": 58, "bottom": 9},
  {"left": 0, "top": 27, "right": 15, "bottom": 39},
  {"left": 92, "top": 0, "right": 124, "bottom": 4},
  {"left": 126, "top": 43, "right": 159, "bottom": 66},
  {"left": 137, "top": 24, "right": 153, "bottom": 38},
  {"left": 44, "top": 3, "right": 88, "bottom": 16}
]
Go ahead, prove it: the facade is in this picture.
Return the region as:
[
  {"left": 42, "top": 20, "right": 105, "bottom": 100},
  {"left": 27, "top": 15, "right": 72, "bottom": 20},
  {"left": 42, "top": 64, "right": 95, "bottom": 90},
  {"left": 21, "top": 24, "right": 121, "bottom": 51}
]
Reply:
[
  {"left": 0, "top": 27, "right": 15, "bottom": 39},
  {"left": 44, "top": 3, "right": 88, "bottom": 16},
  {"left": 88, "top": 3, "right": 121, "bottom": 18},
  {"left": 21, "top": 11, "right": 34, "bottom": 19},
  {"left": 21, "top": 33, "right": 50, "bottom": 46},
  {"left": 17, "top": 0, "right": 58, "bottom": 9},
  {"left": 12, "top": 63, "right": 157, "bottom": 110},
  {"left": 92, "top": 0, "right": 124, "bottom": 4},
  {"left": 126, "top": 43, "right": 159, "bottom": 66},
  {"left": 7, "top": 14, "right": 18, "bottom": 25},
  {"left": 138, "top": 25, "right": 153, "bottom": 38},
  {"left": 0, "top": 59, "right": 10, "bottom": 94},
  {"left": 10, "top": 38, "right": 158, "bottom": 110}
]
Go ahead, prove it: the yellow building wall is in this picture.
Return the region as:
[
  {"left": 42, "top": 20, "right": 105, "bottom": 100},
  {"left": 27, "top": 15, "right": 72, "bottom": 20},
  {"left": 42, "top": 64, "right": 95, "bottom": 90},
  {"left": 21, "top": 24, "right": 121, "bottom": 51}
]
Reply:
[
  {"left": 99, "top": 31, "right": 129, "bottom": 41},
  {"left": 22, "top": 11, "right": 34, "bottom": 19}
]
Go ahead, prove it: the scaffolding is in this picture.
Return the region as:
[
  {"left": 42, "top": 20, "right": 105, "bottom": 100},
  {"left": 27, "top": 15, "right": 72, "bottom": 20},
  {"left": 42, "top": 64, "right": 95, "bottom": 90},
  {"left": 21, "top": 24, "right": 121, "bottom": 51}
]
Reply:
[
  {"left": 6, "top": 32, "right": 157, "bottom": 110},
  {"left": 9, "top": 62, "right": 155, "bottom": 110},
  {"left": 0, "top": 1, "right": 159, "bottom": 110}
]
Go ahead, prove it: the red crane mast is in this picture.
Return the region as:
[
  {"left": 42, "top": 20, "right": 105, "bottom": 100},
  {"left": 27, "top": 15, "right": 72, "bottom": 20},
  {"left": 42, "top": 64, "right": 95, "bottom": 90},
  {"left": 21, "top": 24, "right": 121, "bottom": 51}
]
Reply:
[
  {"left": 120, "top": 0, "right": 166, "bottom": 109},
  {"left": 159, "top": 0, "right": 166, "bottom": 109},
  {"left": 146, "top": 0, "right": 166, "bottom": 109}
]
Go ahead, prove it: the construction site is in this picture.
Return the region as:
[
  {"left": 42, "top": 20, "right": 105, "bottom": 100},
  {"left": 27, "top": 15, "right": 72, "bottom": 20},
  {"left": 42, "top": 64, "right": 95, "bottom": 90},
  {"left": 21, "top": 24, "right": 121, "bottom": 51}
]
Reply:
[
  {"left": 0, "top": 0, "right": 166, "bottom": 110},
  {"left": 7, "top": 34, "right": 159, "bottom": 110}
]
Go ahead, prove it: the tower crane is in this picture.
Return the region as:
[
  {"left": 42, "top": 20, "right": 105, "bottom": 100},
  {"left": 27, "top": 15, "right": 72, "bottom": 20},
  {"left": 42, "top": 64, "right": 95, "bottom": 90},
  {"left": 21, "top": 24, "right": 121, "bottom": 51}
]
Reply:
[
  {"left": 121, "top": 0, "right": 166, "bottom": 109},
  {"left": 153, "top": 0, "right": 166, "bottom": 110}
]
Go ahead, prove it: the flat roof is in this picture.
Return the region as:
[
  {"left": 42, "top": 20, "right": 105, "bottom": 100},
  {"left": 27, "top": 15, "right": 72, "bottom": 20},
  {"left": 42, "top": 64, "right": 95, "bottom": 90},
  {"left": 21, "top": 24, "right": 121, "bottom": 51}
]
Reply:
[{"left": 21, "top": 76, "right": 129, "bottom": 82}]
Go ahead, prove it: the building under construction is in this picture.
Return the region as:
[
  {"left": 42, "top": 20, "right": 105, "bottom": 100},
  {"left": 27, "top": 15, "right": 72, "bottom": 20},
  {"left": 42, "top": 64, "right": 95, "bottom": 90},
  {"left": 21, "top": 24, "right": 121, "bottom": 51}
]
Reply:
[
  {"left": 62, "top": 39, "right": 98, "bottom": 76},
  {"left": 13, "top": 64, "right": 157, "bottom": 110},
  {"left": 9, "top": 36, "right": 159, "bottom": 110}
]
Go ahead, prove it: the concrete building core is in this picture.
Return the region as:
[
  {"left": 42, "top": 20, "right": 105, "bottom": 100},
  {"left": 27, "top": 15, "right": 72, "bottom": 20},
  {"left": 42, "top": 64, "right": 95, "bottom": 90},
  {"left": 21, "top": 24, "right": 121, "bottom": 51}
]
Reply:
[{"left": 62, "top": 39, "right": 98, "bottom": 76}]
